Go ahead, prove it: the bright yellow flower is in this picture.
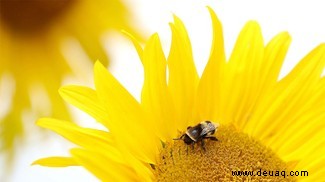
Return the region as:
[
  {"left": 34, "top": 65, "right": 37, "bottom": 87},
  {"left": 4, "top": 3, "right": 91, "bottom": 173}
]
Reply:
[
  {"left": 33, "top": 7, "right": 324, "bottom": 181},
  {"left": 0, "top": 0, "right": 141, "bottom": 156}
]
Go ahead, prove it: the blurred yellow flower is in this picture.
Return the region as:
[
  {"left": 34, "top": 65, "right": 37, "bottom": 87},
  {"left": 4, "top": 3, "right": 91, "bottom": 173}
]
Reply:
[
  {"left": 0, "top": 0, "right": 141, "bottom": 157},
  {"left": 33, "top": 7, "right": 324, "bottom": 181}
]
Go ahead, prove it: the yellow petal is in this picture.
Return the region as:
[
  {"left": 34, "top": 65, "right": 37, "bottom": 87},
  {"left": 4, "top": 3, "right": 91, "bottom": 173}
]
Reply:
[
  {"left": 278, "top": 115, "right": 324, "bottom": 155},
  {"left": 94, "top": 61, "right": 159, "bottom": 164},
  {"left": 75, "top": 32, "right": 109, "bottom": 66},
  {"left": 282, "top": 130, "right": 324, "bottom": 162},
  {"left": 59, "top": 85, "right": 109, "bottom": 128},
  {"left": 223, "top": 21, "right": 264, "bottom": 127},
  {"left": 32, "top": 157, "right": 78, "bottom": 167},
  {"left": 299, "top": 158, "right": 325, "bottom": 182},
  {"left": 141, "top": 34, "right": 176, "bottom": 141},
  {"left": 36, "top": 118, "right": 124, "bottom": 162},
  {"left": 70, "top": 149, "right": 141, "bottom": 181},
  {"left": 247, "top": 44, "right": 325, "bottom": 138},
  {"left": 293, "top": 134, "right": 325, "bottom": 182},
  {"left": 122, "top": 30, "right": 144, "bottom": 64},
  {"left": 167, "top": 16, "right": 199, "bottom": 130},
  {"left": 266, "top": 91, "right": 325, "bottom": 153},
  {"left": 243, "top": 32, "right": 291, "bottom": 133},
  {"left": 195, "top": 7, "right": 225, "bottom": 124},
  {"left": 44, "top": 80, "right": 71, "bottom": 122},
  {"left": 1, "top": 106, "right": 23, "bottom": 155},
  {"left": 58, "top": 0, "right": 141, "bottom": 66},
  {"left": 260, "top": 32, "right": 291, "bottom": 91},
  {"left": 282, "top": 43, "right": 325, "bottom": 82}
]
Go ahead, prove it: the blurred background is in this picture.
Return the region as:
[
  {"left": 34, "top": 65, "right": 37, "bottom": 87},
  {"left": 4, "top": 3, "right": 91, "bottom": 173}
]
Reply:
[{"left": 0, "top": 0, "right": 324, "bottom": 181}]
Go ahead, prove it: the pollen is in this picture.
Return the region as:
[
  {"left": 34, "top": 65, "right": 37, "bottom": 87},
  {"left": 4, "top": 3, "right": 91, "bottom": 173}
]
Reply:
[{"left": 154, "top": 125, "right": 296, "bottom": 181}]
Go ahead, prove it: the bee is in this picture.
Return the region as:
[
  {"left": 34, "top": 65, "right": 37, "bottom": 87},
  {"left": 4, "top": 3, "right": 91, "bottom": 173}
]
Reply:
[{"left": 174, "top": 121, "right": 219, "bottom": 151}]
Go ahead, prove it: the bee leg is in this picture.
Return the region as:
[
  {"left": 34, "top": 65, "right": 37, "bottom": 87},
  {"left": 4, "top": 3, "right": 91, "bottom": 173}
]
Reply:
[
  {"left": 209, "top": 136, "right": 218, "bottom": 141},
  {"left": 205, "top": 136, "right": 218, "bottom": 141},
  {"left": 173, "top": 134, "right": 185, "bottom": 140},
  {"left": 186, "top": 145, "right": 188, "bottom": 155},
  {"left": 191, "top": 143, "right": 194, "bottom": 150},
  {"left": 201, "top": 139, "right": 206, "bottom": 151}
]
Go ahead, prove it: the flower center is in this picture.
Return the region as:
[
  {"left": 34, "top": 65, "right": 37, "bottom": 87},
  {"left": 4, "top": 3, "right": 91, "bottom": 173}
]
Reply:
[
  {"left": 154, "top": 125, "right": 296, "bottom": 181},
  {"left": 0, "top": 0, "right": 75, "bottom": 34}
]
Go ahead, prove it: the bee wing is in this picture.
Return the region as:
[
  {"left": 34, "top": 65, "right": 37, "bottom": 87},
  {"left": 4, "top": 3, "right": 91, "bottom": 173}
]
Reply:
[
  {"left": 201, "top": 127, "right": 210, "bottom": 136},
  {"left": 201, "top": 124, "right": 215, "bottom": 136}
]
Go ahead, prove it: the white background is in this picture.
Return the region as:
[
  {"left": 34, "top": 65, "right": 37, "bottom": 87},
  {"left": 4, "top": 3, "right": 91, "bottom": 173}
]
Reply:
[{"left": 2, "top": 0, "right": 325, "bottom": 181}]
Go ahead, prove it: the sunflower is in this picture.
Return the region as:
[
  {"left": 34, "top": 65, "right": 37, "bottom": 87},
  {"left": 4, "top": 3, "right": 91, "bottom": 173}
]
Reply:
[
  {"left": 0, "top": 0, "right": 141, "bottom": 157},
  {"left": 33, "top": 7, "right": 324, "bottom": 181}
]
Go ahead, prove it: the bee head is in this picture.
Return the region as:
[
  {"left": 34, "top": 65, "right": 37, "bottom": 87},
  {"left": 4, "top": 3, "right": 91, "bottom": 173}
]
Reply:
[{"left": 183, "top": 134, "right": 194, "bottom": 145}]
